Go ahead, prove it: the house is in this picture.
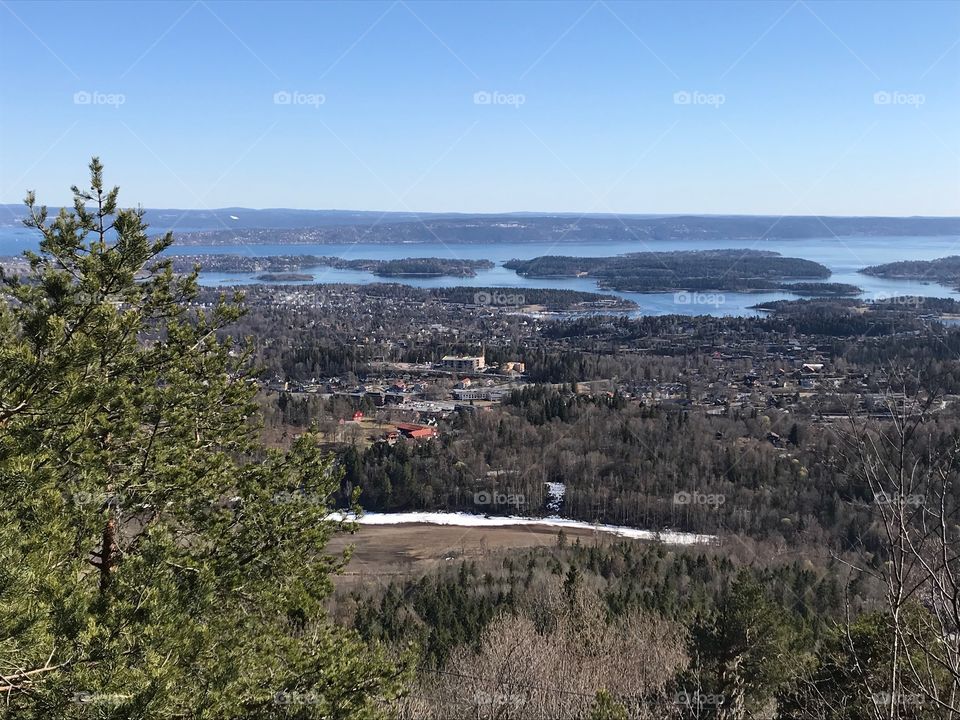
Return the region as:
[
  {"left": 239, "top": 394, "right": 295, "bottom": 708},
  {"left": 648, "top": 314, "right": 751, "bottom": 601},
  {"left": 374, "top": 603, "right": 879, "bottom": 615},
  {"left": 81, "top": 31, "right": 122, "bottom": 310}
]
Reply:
[{"left": 395, "top": 423, "right": 438, "bottom": 440}]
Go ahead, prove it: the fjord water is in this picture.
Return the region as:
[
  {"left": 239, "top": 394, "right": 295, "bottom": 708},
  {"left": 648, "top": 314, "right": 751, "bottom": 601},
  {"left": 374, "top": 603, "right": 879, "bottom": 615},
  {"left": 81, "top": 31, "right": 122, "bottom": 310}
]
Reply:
[
  {"left": 178, "top": 235, "right": 960, "bottom": 316},
  {"left": 3, "top": 228, "right": 958, "bottom": 316}
]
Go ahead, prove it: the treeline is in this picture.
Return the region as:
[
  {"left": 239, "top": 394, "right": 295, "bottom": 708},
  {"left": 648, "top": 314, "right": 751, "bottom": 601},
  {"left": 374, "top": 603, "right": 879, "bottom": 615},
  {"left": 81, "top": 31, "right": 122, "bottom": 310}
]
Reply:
[{"left": 350, "top": 542, "right": 859, "bottom": 669}]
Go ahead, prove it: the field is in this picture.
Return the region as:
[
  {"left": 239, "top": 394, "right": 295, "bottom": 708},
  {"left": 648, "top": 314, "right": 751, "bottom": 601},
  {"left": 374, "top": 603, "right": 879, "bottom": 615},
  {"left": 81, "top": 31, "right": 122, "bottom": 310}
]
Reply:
[{"left": 327, "top": 521, "right": 639, "bottom": 591}]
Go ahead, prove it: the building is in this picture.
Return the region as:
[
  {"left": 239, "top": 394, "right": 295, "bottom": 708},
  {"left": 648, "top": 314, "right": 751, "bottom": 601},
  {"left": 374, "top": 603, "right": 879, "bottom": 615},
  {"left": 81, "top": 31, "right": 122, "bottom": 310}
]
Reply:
[
  {"left": 452, "top": 388, "right": 488, "bottom": 401},
  {"left": 441, "top": 355, "right": 485, "bottom": 372},
  {"left": 394, "top": 423, "right": 438, "bottom": 440},
  {"left": 452, "top": 384, "right": 514, "bottom": 402}
]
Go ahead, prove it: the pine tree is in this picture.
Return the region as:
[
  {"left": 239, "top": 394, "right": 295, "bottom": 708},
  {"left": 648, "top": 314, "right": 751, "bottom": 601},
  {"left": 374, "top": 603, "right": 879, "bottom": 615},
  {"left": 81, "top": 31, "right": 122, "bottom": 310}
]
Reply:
[
  {"left": 0, "top": 159, "right": 407, "bottom": 718},
  {"left": 685, "top": 573, "right": 801, "bottom": 719},
  {"left": 589, "top": 689, "right": 628, "bottom": 720}
]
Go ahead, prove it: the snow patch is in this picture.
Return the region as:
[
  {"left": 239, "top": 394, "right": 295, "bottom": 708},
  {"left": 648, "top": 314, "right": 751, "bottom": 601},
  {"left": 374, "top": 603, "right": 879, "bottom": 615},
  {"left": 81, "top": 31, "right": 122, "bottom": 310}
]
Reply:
[
  {"left": 328, "top": 510, "right": 715, "bottom": 545},
  {"left": 545, "top": 482, "right": 565, "bottom": 513}
]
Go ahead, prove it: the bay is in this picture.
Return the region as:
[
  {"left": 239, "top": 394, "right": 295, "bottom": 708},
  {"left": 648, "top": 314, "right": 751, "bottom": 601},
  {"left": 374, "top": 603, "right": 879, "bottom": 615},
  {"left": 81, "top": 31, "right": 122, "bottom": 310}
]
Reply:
[{"left": 4, "top": 229, "right": 960, "bottom": 317}]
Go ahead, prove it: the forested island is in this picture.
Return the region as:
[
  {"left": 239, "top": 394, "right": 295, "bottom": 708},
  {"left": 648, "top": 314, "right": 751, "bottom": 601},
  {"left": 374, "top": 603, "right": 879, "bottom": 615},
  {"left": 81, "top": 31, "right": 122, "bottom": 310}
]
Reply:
[
  {"left": 169, "top": 254, "right": 494, "bottom": 278},
  {"left": 371, "top": 257, "right": 494, "bottom": 277},
  {"left": 861, "top": 254, "right": 960, "bottom": 289},
  {"left": 431, "top": 285, "right": 637, "bottom": 309},
  {"left": 254, "top": 272, "right": 314, "bottom": 282},
  {"left": 504, "top": 249, "right": 831, "bottom": 292},
  {"left": 781, "top": 281, "right": 862, "bottom": 296}
]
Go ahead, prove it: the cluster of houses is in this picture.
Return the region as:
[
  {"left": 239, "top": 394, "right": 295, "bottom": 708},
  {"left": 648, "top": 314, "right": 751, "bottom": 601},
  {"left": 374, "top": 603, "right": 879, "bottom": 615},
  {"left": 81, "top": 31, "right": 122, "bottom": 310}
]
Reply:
[{"left": 271, "top": 354, "right": 525, "bottom": 405}]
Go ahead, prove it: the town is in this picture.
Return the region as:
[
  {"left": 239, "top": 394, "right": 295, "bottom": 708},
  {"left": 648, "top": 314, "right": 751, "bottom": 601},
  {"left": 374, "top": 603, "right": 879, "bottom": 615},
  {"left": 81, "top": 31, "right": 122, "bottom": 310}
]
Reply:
[{"left": 222, "top": 283, "right": 959, "bottom": 453}]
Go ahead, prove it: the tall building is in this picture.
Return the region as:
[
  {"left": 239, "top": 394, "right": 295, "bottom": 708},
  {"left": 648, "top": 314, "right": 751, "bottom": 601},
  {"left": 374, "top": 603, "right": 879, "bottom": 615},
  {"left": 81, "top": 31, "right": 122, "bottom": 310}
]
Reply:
[{"left": 441, "top": 355, "right": 485, "bottom": 372}]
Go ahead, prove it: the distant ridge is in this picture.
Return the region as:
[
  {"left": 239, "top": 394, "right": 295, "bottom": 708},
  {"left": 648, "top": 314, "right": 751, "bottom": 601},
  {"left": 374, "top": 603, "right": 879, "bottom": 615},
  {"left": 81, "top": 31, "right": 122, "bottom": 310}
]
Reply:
[
  {"left": 173, "top": 215, "right": 960, "bottom": 246},
  {"left": 2, "top": 205, "right": 958, "bottom": 246}
]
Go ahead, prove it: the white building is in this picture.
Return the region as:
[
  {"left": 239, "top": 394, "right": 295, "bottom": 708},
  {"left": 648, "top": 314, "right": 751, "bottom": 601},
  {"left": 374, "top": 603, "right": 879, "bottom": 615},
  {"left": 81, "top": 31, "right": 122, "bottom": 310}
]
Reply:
[{"left": 441, "top": 355, "right": 486, "bottom": 372}]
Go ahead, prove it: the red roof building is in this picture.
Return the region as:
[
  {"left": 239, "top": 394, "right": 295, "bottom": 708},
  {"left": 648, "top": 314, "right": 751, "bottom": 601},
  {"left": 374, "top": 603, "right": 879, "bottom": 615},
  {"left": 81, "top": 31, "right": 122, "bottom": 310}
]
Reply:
[{"left": 394, "top": 423, "right": 438, "bottom": 440}]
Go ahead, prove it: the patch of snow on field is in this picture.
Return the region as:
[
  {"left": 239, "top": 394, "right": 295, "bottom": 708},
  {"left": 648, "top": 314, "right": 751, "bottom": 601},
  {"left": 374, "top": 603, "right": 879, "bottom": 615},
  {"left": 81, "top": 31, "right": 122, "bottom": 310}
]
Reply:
[{"left": 328, "top": 510, "right": 715, "bottom": 545}]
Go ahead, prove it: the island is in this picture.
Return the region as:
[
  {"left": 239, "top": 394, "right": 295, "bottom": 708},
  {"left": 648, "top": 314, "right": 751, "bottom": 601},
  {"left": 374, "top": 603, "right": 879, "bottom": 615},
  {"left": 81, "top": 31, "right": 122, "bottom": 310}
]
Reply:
[
  {"left": 432, "top": 286, "right": 637, "bottom": 310},
  {"left": 782, "top": 282, "right": 862, "bottom": 297},
  {"left": 861, "top": 256, "right": 960, "bottom": 290},
  {"left": 254, "top": 272, "right": 314, "bottom": 282},
  {"left": 504, "top": 249, "right": 831, "bottom": 293},
  {"left": 353, "top": 258, "right": 495, "bottom": 277}
]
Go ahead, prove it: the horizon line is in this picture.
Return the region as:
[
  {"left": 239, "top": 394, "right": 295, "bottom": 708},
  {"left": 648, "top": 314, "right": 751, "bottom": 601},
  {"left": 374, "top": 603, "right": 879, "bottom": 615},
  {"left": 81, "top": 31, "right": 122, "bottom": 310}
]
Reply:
[{"left": 1, "top": 204, "right": 958, "bottom": 221}]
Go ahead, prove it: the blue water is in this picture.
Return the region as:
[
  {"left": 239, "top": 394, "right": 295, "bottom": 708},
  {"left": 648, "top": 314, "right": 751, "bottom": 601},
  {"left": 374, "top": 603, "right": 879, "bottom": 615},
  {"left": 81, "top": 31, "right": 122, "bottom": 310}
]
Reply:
[{"left": 4, "top": 228, "right": 959, "bottom": 317}]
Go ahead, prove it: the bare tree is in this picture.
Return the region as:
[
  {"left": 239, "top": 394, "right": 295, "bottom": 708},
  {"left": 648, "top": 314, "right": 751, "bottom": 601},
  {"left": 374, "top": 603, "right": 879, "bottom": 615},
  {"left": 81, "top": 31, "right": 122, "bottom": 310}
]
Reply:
[
  {"left": 398, "top": 578, "right": 687, "bottom": 719},
  {"left": 833, "top": 367, "right": 960, "bottom": 719}
]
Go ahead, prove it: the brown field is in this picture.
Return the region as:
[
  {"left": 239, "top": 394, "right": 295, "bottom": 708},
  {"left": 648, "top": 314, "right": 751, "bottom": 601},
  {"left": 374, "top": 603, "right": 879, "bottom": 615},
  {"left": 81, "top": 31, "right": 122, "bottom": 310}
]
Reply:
[
  {"left": 261, "top": 417, "right": 397, "bottom": 450},
  {"left": 327, "top": 522, "right": 640, "bottom": 591}
]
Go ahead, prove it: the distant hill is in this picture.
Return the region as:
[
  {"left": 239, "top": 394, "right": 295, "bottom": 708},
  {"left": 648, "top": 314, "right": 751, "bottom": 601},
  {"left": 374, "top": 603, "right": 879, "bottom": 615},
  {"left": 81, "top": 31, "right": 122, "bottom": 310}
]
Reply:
[
  {"left": 0, "top": 204, "right": 442, "bottom": 231},
  {"left": 1, "top": 205, "right": 958, "bottom": 240},
  {"left": 167, "top": 214, "right": 960, "bottom": 245}
]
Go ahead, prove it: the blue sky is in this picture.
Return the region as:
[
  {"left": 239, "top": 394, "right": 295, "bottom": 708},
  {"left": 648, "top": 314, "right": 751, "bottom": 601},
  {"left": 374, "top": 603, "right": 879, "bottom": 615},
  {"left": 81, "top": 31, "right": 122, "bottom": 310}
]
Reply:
[{"left": 1, "top": 0, "right": 958, "bottom": 215}]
